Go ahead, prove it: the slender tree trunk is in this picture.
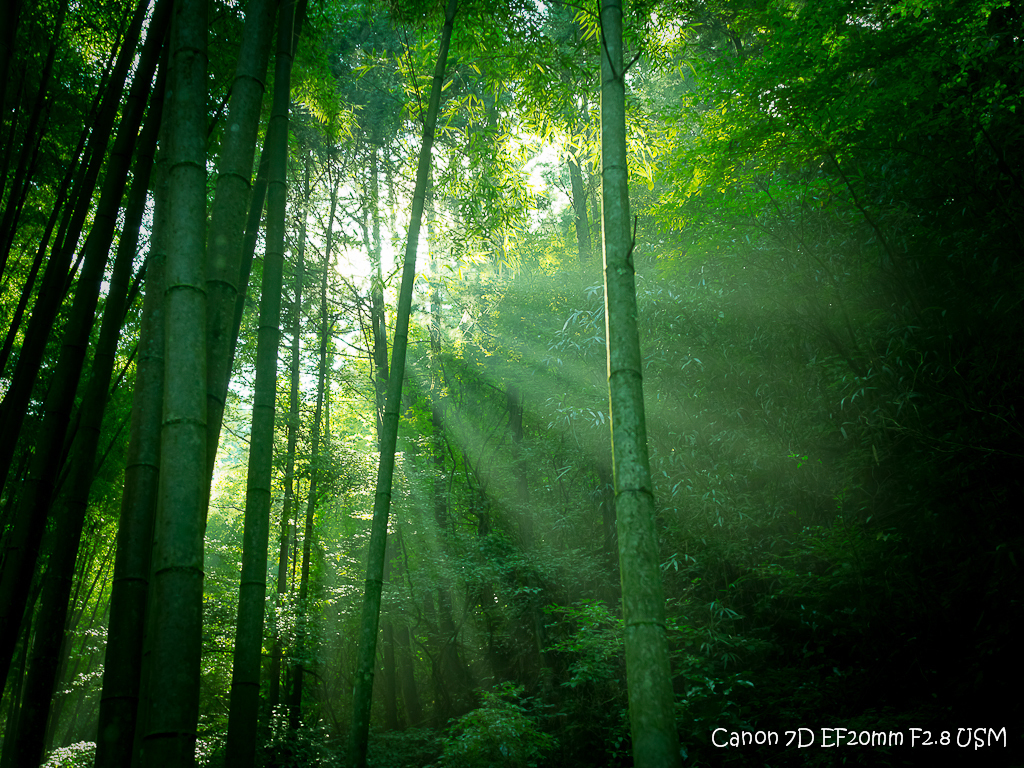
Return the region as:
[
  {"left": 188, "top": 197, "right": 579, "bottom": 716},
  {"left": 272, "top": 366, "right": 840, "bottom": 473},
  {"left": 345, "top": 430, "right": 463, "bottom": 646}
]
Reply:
[
  {"left": 381, "top": 627, "right": 400, "bottom": 730},
  {"left": 437, "top": 586, "right": 472, "bottom": 715},
  {"left": 231, "top": 149, "right": 271, "bottom": 366},
  {"left": 49, "top": 54, "right": 111, "bottom": 264},
  {"left": 508, "top": 386, "right": 549, "bottom": 685},
  {"left": 287, "top": 345, "right": 324, "bottom": 730},
  {"left": 347, "top": 3, "right": 459, "bottom": 765},
  {"left": 138, "top": 0, "right": 208, "bottom": 760},
  {"left": 0, "top": 0, "right": 65, "bottom": 277},
  {"left": 269, "top": 167, "right": 305, "bottom": 714},
  {"left": 93, "top": 127, "right": 169, "bottom": 768},
  {"left": 423, "top": 238, "right": 473, "bottom": 723},
  {"left": 42, "top": 538, "right": 114, "bottom": 752},
  {"left": 288, "top": 158, "right": 333, "bottom": 729},
  {"left": 599, "top": 2, "right": 680, "bottom": 766},
  {"left": 0, "top": 79, "right": 93, "bottom": 378},
  {"left": 382, "top": 545, "right": 400, "bottom": 730},
  {"left": 0, "top": 0, "right": 24, "bottom": 199},
  {"left": 560, "top": 12, "right": 593, "bottom": 268},
  {"left": 224, "top": 142, "right": 306, "bottom": 768},
  {"left": 597, "top": 461, "right": 617, "bottom": 569},
  {"left": 0, "top": 0, "right": 156, "bottom": 494},
  {"left": 0, "top": 0, "right": 164, "bottom": 692},
  {"left": 369, "top": 142, "right": 400, "bottom": 733},
  {"left": 204, "top": 0, "right": 279, "bottom": 482},
  {"left": 0, "top": 452, "right": 29, "bottom": 541},
  {"left": 422, "top": 594, "right": 447, "bottom": 727},
  {"left": 0, "top": 73, "right": 22, "bottom": 214},
  {"left": 368, "top": 145, "right": 389, "bottom": 438},
  {"left": 3, "top": 76, "right": 161, "bottom": 768},
  {"left": 392, "top": 528, "right": 423, "bottom": 727},
  {"left": 1, "top": 106, "right": 50, "bottom": 264},
  {"left": 395, "top": 624, "right": 423, "bottom": 726},
  {"left": 0, "top": 577, "right": 38, "bottom": 768},
  {"left": 568, "top": 156, "right": 592, "bottom": 264},
  {"left": 0, "top": 184, "right": 60, "bottom": 378}
]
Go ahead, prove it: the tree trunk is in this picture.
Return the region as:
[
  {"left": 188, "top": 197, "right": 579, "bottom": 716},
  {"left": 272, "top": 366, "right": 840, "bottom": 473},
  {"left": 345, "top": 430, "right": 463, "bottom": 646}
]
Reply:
[
  {"left": 269, "top": 164, "right": 305, "bottom": 714},
  {"left": 368, "top": 144, "right": 389, "bottom": 438},
  {"left": 0, "top": 578, "right": 38, "bottom": 768},
  {"left": 0, "top": 0, "right": 22, "bottom": 162},
  {"left": 204, "top": 0, "right": 279, "bottom": 483},
  {"left": 0, "top": 66, "right": 98, "bottom": 379},
  {"left": 597, "top": 461, "right": 618, "bottom": 588},
  {"left": 0, "top": 0, "right": 64, "bottom": 279},
  {"left": 599, "top": 2, "right": 680, "bottom": 766},
  {"left": 3, "top": 74, "right": 161, "bottom": 768},
  {"left": 395, "top": 622, "right": 423, "bottom": 727},
  {"left": 0, "top": 159, "right": 67, "bottom": 378},
  {"left": 0, "top": 0, "right": 155, "bottom": 495},
  {"left": 381, "top": 620, "right": 400, "bottom": 730},
  {"left": 0, "top": 72, "right": 22, "bottom": 216},
  {"left": 369, "top": 139, "right": 400, "bottom": 733},
  {"left": 568, "top": 156, "right": 592, "bottom": 264},
  {"left": 347, "top": 3, "right": 458, "bottom": 765},
  {"left": 390, "top": 527, "right": 423, "bottom": 727},
  {"left": 138, "top": 0, "right": 208, "bottom": 760},
  {"left": 423, "top": 239, "right": 474, "bottom": 724},
  {"left": 42, "top": 537, "right": 114, "bottom": 752},
  {"left": 93, "top": 124, "right": 169, "bottom": 768},
  {"left": 288, "top": 153, "right": 333, "bottom": 730},
  {"left": 0, "top": 0, "right": 24, "bottom": 204},
  {"left": 231, "top": 148, "right": 271, "bottom": 367},
  {"left": 224, "top": 112, "right": 306, "bottom": 768},
  {"left": 381, "top": 542, "right": 400, "bottom": 730},
  {"left": 0, "top": 0, "right": 164, "bottom": 692},
  {"left": 508, "top": 386, "right": 550, "bottom": 687}
]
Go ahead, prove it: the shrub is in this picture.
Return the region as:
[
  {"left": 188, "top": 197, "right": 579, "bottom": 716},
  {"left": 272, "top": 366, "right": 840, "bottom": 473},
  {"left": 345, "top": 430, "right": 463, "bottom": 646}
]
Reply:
[
  {"left": 437, "top": 683, "right": 556, "bottom": 768},
  {"left": 42, "top": 742, "right": 95, "bottom": 768}
]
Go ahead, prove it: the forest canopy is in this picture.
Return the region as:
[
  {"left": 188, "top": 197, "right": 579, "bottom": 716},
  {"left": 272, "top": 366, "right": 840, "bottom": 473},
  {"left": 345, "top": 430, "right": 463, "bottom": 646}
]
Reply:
[{"left": 0, "top": 0, "right": 1022, "bottom": 766}]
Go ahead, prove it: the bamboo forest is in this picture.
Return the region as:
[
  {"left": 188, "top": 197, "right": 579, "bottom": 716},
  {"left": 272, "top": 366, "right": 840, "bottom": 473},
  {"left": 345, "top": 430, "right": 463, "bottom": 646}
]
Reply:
[{"left": 0, "top": 0, "right": 1022, "bottom": 765}]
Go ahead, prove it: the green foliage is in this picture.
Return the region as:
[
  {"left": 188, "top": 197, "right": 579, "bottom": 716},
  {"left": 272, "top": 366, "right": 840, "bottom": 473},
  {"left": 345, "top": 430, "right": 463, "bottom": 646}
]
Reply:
[
  {"left": 437, "top": 683, "right": 556, "bottom": 768},
  {"left": 196, "top": 714, "right": 229, "bottom": 767},
  {"left": 41, "top": 742, "right": 95, "bottom": 768},
  {"left": 367, "top": 728, "right": 442, "bottom": 768},
  {"left": 672, "top": 653, "right": 755, "bottom": 756},
  {"left": 261, "top": 719, "right": 339, "bottom": 768},
  {"left": 40, "top": 733, "right": 227, "bottom": 768},
  {"left": 544, "top": 600, "right": 623, "bottom": 690}
]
